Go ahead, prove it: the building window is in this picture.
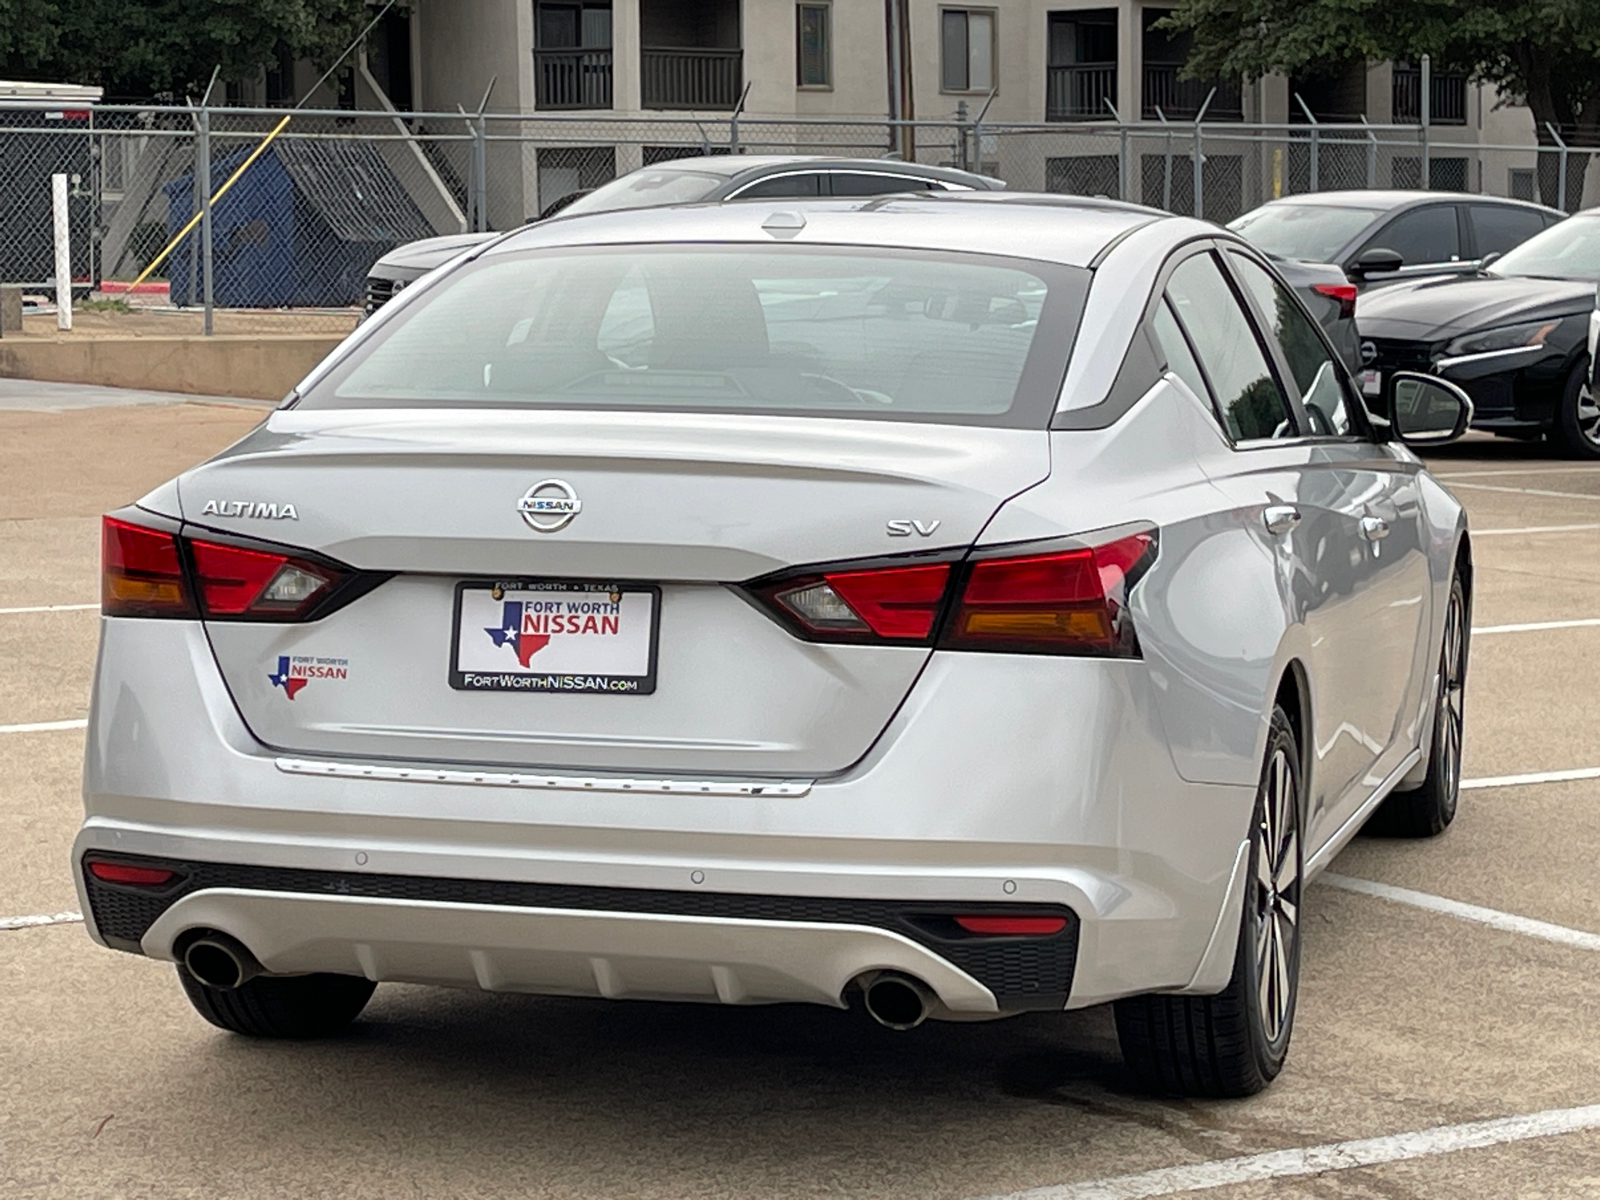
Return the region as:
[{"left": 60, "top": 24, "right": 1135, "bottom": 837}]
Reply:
[
  {"left": 941, "top": 8, "right": 995, "bottom": 93},
  {"left": 797, "top": 4, "right": 831, "bottom": 88}
]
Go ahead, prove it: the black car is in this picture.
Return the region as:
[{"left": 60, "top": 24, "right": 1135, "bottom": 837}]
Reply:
[
  {"left": 362, "top": 156, "right": 1005, "bottom": 314},
  {"left": 1229, "top": 190, "right": 1562, "bottom": 289},
  {"left": 1356, "top": 210, "right": 1600, "bottom": 457}
]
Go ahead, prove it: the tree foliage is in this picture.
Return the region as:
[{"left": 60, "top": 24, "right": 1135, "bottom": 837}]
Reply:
[
  {"left": 1161, "top": 0, "right": 1600, "bottom": 143},
  {"left": 0, "top": 0, "right": 373, "bottom": 100}
]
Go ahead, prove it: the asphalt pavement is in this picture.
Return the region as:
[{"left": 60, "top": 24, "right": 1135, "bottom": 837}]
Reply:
[{"left": 2, "top": 396, "right": 1598, "bottom": 1199}]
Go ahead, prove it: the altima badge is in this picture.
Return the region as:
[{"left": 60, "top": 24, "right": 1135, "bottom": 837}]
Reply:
[{"left": 517, "top": 479, "right": 582, "bottom": 532}]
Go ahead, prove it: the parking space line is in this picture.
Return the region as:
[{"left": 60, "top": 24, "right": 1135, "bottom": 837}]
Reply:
[
  {"left": 1437, "top": 467, "right": 1600, "bottom": 479},
  {"left": 1462, "top": 765, "right": 1600, "bottom": 789},
  {"left": 0, "top": 911, "right": 83, "bottom": 931},
  {"left": 0, "top": 603, "right": 98, "bottom": 615},
  {"left": 1320, "top": 874, "right": 1600, "bottom": 952},
  {"left": 0, "top": 718, "right": 88, "bottom": 735},
  {"left": 1446, "top": 482, "right": 1600, "bottom": 501},
  {"left": 1471, "top": 523, "right": 1600, "bottom": 537},
  {"left": 1474, "top": 617, "right": 1600, "bottom": 635},
  {"left": 973, "top": 1104, "right": 1600, "bottom": 1200}
]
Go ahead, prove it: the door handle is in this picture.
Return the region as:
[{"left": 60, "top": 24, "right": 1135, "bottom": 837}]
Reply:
[
  {"left": 1359, "top": 515, "right": 1390, "bottom": 541},
  {"left": 1263, "top": 505, "right": 1302, "bottom": 535}
]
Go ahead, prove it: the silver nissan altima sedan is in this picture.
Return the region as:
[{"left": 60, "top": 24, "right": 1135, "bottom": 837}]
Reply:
[{"left": 77, "top": 192, "right": 1474, "bottom": 1097}]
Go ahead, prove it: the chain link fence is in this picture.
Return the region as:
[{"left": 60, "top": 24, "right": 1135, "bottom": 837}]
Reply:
[{"left": 1, "top": 102, "right": 1594, "bottom": 337}]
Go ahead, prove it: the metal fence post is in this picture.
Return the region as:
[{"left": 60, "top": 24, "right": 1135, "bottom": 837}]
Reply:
[
  {"left": 1294, "top": 94, "right": 1318, "bottom": 192},
  {"left": 1192, "top": 89, "right": 1215, "bottom": 220},
  {"left": 1105, "top": 99, "right": 1129, "bottom": 201},
  {"left": 1420, "top": 55, "right": 1431, "bottom": 189},
  {"left": 1547, "top": 123, "right": 1570, "bottom": 211},
  {"left": 955, "top": 101, "right": 970, "bottom": 171},
  {"left": 472, "top": 112, "right": 488, "bottom": 231},
  {"left": 197, "top": 105, "right": 213, "bottom": 335},
  {"left": 1361, "top": 115, "right": 1377, "bottom": 188},
  {"left": 1156, "top": 108, "right": 1173, "bottom": 211}
]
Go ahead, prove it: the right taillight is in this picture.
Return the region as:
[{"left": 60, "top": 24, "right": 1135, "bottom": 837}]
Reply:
[
  {"left": 938, "top": 530, "right": 1156, "bottom": 657},
  {"left": 745, "top": 526, "right": 1156, "bottom": 658}
]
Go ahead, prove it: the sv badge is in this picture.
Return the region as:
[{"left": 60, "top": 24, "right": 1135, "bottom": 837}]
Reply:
[{"left": 886, "top": 519, "right": 941, "bottom": 538}]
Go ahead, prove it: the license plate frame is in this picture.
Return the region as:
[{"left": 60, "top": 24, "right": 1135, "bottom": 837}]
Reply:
[{"left": 449, "top": 579, "right": 661, "bottom": 695}]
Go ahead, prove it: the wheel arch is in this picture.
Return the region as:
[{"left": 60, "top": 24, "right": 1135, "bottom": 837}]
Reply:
[{"left": 1272, "top": 658, "right": 1312, "bottom": 824}]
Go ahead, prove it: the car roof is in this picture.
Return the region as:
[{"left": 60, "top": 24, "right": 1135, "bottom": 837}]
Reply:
[
  {"left": 646, "top": 154, "right": 1004, "bottom": 189},
  {"left": 1254, "top": 189, "right": 1561, "bottom": 216},
  {"left": 491, "top": 191, "right": 1168, "bottom": 269}
]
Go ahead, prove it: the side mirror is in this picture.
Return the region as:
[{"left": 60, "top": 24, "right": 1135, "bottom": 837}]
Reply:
[
  {"left": 1390, "top": 372, "right": 1473, "bottom": 444},
  {"left": 1348, "top": 247, "right": 1404, "bottom": 279}
]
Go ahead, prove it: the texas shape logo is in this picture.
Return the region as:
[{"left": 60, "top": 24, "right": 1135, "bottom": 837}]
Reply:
[
  {"left": 484, "top": 600, "right": 551, "bottom": 668},
  {"left": 269, "top": 654, "right": 348, "bottom": 700}
]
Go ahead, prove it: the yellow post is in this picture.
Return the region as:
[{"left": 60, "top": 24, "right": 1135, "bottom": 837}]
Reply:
[
  {"left": 129, "top": 114, "right": 294, "bottom": 290},
  {"left": 1272, "top": 146, "right": 1283, "bottom": 199}
]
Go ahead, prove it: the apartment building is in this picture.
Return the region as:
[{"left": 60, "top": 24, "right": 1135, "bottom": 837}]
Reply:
[{"left": 236, "top": 1, "right": 1543, "bottom": 224}]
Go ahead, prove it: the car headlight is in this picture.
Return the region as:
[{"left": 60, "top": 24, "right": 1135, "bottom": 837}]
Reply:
[{"left": 1444, "top": 319, "right": 1560, "bottom": 357}]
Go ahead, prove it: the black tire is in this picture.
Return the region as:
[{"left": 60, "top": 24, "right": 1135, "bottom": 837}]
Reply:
[
  {"left": 178, "top": 965, "right": 376, "bottom": 1038},
  {"left": 1553, "top": 360, "right": 1600, "bottom": 459},
  {"left": 1114, "top": 706, "right": 1303, "bottom": 1097},
  {"left": 1366, "top": 572, "right": 1469, "bottom": 838}
]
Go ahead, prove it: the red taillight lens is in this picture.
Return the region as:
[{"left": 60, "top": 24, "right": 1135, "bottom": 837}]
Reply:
[
  {"left": 939, "top": 530, "right": 1154, "bottom": 656},
  {"left": 772, "top": 562, "right": 951, "bottom": 641},
  {"left": 953, "top": 914, "right": 1068, "bottom": 935},
  {"left": 102, "top": 516, "right": 195, "bottom": 617},
  {"left": 87, "top": 860, "right": 177, "bottom": 886},
  {"left": 189, "top": 538, "right": 333, "bottom": 617},
  {"left": 1311, "top": 282, "right": 1358, "bottom": 320}
]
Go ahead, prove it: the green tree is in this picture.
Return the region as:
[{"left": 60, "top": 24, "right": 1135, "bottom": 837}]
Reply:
[
  {"left": 0, "top": 0, "right": 373, "bottom": 100},
  {"left": 1160, "top": 0, "right": 1600, "bottom": 205}
]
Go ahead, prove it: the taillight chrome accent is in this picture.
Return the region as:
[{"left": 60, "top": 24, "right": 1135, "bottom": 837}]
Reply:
[
  {"left": 743, "top": 526, "right": 1157, "bottom": 657},
  {"left": 100, "top": 511, "right": 386, "bottom": 622}
]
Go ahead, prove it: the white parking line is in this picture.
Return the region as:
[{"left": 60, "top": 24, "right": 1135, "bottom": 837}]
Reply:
[
  {"left": 1446, "top": 482, "right": 1600, "bottom": 501},
  {"left": 1474, "top": 617, "right": 1600, "bottom": 635},
  {"left": 1320, "top": 874, "right": 1600, "bottom": 952},
  {"left": 1437, "top": 467, "right": 1600, "bottom": 479},
  {"left": 1462, "top": 765, "right": 1600, "bottom": 789},
  {"left": 974, "top": 1104, "right": 1600, "bottom": 1200},
  {"left": 0, "top": 718, "right": 87, "bottom": 735},
  {"left": 1471, "top": 523, "right": 1600, "bottom": 536},
  {"left": 0, "top": 603, "right": 98, "bottom": 615},
  {"left": 0, "top": 911, "right": 83, "bottom": 931}
]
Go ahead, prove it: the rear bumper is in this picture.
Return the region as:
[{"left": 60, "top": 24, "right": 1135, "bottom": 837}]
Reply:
[{"left": 78, "top": 619, "right": 1256, "bottom": 1013}]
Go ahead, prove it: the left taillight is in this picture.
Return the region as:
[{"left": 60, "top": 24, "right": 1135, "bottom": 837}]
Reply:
[
  {"left": 102, "top": 516, "right": 196, "bottom": 617},
  {"left": 1311, "top": 281, "right": 1358, "bottom": 320},
  {"left": 102, "top": 514, "right": 366, "bottom": 621}
]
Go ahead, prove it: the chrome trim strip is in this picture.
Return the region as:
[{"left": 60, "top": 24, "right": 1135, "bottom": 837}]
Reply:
[
  {"left": 274, "top": 756, "right": 813, "bottom": 797},
  {"left": 1304, "top": 748, "right": 1423, "bottom": 879},
  {"left": 1434, "top": 344, "right": 1547, "bottom": 372}
]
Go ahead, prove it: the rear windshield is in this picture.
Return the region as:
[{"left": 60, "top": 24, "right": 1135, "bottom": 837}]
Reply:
[
  {"left": 559, "top": 169, "right": 725, "bottom": 215},
  {"left": 1491, "top": 214, "right": 1600, "bottom": 281},
  {"left": 1228, "top": 203, "right": 1385, "bottom": 263},
  {"left": 301, "top": 245, "right": 1087, "bottom": 427}
]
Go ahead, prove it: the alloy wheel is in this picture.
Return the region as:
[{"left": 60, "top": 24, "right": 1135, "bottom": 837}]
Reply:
[
  {"left": 1252, "top": 747, "right": 1300, "bottom": 1047},
  {"left": 1437, "top": 586, "right": 1467, "bottom": 819},
  {"left": 1577, "top": 384, "right": 1600, "bottom": 448}
]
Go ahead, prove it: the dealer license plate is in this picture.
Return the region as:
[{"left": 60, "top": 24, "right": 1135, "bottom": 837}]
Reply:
[
  {"left": 451, "top": 581, "right": 659, "bottom": 694},
  {"left": 1360, "top": 369, "right": 1383, "bottom": 397}
]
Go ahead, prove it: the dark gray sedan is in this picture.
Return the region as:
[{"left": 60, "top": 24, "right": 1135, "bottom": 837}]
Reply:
[{"left": 363, "top": 156, "right": 1005, "bottom": 314}]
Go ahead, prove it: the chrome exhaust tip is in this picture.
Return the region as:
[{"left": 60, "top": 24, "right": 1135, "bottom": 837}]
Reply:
[
  {"left": 859, "top": 971, "right": 934, "bottom": 1030},
  {"left": 181, "top": 932, "right": 263, "bottom": 990}
]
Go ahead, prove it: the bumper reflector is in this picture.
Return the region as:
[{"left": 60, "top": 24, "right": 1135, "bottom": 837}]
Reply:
[
  {"left": 953, "top": 914, "right": 1068, "bottom": 935},
  {"left": 87, "top": 861, "right": 177, "bottom": 887}
]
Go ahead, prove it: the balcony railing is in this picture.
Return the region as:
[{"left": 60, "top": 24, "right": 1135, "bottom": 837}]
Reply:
[
  {"left": 1142, "top": 65, "right": 1243, "bottom": 120},
  {"left": 641, "top": 47, "right": 742, "bottom": 110},
  {"left": 1393, "top": 68, "right": 1467, "bottom": 124},
  {"left": 534, "top": 48, "right": 613, "bottom": 110},
  {"left": 1046, "top": 64, "right": 1117, "bottom": 121}
]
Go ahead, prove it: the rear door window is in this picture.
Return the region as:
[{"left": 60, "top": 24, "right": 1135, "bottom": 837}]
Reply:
[
  {"left": 1164, "top": 253, "right": 1296, "bottom": 442},
  {"left": 826, "top": 172, "right": 942, "bottom": 196},
  {"left": 1468, "top": 204, "right": 1548, "bottom": 258},
  {"left": 1357, "top": 205, "right": 1460, "bottom": 267},
  {"left": 730, "top": 173, "right": 825, "bottom": 199}
]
